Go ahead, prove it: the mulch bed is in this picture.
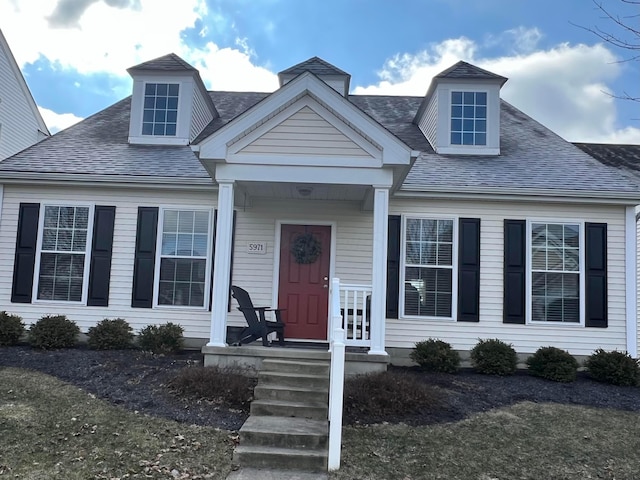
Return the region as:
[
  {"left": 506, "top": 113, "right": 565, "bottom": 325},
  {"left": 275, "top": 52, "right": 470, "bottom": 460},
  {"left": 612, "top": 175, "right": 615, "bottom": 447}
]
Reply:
[{"left": 2, "top": 346, "right": 640, "bottom": 429}]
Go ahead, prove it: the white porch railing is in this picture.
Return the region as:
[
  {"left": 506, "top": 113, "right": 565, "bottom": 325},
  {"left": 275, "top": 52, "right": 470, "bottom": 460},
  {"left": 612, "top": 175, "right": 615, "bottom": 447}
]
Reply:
[
  {"left": 331, "top": 282, "right": 373, "bottom": 347},
  {"left": 328, "top": 277, "right": 345, "bottom": 470},
  {"left": 327, "top": 278, "right": 374, "bottom": 470}
]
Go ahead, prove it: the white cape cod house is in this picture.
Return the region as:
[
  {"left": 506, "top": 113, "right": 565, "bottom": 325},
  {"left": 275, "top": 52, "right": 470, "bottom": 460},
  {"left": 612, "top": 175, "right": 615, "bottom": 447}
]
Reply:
[{"left": 0, "top": 54, "right": 639, "bottom": 363}]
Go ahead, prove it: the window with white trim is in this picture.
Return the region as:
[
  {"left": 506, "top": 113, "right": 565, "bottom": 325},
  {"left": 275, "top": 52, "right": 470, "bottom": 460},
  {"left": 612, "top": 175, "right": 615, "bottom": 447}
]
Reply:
[
  {"left": 142, "top": 83, "right": 179, "bottom": 136},
  {"left": 450, "top": 91, "right": 487, "bottom": 146},
  {"left": 157, "top": 209, "right": 211, "bottom": 307},
  {"left": 37, "top": 205, "right": 90, "bottom": 302},
  {"left": 530, "top": 222, "right": 581, "bottom": 323},
  {"left": 404, "top": 218, "right": 455, "bottom": 318}
]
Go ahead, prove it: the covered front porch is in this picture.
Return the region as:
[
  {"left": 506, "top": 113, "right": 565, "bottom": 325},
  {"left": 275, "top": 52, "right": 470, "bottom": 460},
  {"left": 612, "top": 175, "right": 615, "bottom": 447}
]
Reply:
[{"left": 194, "top": 71, "right": 415, "bottom": 363}]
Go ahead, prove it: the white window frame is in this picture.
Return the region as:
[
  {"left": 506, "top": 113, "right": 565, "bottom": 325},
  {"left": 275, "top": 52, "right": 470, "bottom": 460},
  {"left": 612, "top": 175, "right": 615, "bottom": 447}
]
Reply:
[
  {"left": 153, "top": 206, "right": 214, "bottom": 310},
  {"left": 526, "top": 219, "right": 586, "bottom": 326},
  {"left": 448, "top": 89, "right": 488, "bottom": 147},
  {"left": 399, "top": 214, "right": 458, "bottom": 321},
  {"left": 141, "top": 81, "right": 181, "bottom": 137},
  {"left": 32, "top": 203, "right": 95, "bottom": 304}
]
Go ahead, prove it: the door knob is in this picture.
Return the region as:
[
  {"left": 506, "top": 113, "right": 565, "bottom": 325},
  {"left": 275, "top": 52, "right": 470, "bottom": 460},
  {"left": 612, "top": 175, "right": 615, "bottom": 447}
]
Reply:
[{"left": 323, "top": 276, "right": 328, "bottom": 281}]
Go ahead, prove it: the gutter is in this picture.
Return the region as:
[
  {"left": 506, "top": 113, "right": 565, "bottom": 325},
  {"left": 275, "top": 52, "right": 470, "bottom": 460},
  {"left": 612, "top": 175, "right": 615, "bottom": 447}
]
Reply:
[
  {"left": 0, "top": 172, "right": 216, "bottom": 191},
  {"left": 395, "top": 186, "right": 640, "bottom": 205}
]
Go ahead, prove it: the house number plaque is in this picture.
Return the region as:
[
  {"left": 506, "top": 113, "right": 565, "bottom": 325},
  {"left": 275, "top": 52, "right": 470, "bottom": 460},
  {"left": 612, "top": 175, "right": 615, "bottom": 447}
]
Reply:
[{"left": 247, "top": 241, "right": 267, "bottom": 254}]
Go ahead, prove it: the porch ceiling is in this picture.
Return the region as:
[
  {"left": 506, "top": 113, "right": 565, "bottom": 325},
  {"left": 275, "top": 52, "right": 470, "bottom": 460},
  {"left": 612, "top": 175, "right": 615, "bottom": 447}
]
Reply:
[{"left": 235, "top": 181, "right": 370, "bottom": 203}]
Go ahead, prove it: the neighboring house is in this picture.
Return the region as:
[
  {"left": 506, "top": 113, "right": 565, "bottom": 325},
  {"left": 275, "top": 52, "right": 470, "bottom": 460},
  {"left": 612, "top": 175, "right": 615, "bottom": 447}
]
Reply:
[
  {"left": 0, "top": 53, "right": 638, "bottom": 363},
  {"left": 0, "top": 28, "right": 49, "bottom": 161}
]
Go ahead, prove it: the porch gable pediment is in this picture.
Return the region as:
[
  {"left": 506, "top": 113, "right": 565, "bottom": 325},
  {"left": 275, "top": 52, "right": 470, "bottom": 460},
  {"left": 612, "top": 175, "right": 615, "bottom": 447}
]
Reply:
[
  {"left": 228, "top": 99, "right": 381, "bottom": 167},
  {"left": 198, "top": 72, "right": 411, "bottom": 168}
]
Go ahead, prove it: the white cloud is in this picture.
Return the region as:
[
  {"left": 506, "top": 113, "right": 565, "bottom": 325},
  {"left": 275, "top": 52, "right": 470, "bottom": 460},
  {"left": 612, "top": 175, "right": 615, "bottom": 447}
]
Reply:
[
  {"left": 353, "top": 30, "right": 640, "bottom": 144},
  {"left": 1, "top": 0, "right": 278, "bottom": 94},
  {"left": 187, "top": 42, "right": 278, "bottom": 92},
  {"left": 39, "top": 107, "right": 83, "bottom": 134}
]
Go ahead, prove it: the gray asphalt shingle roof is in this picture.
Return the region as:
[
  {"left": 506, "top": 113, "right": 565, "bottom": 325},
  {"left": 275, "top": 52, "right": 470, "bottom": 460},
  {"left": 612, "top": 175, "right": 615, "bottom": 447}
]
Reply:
[
  {"left": 404, "top": 102, "right": 640, "bottom": 194},
  {"left": 127, "top": 53, "right": 197, "bottom": 73},
  {"left": 436, "top": 60, "right": 507, "bottom": 82},
  {"left": 573, "top": 143, "right": 640, "bottom": 177},
  {"left": 1, "top": 83, "right": 639, "bottom": 197},
  {"left": 279, "top": 56, "right": 350, "bottom": 77}
]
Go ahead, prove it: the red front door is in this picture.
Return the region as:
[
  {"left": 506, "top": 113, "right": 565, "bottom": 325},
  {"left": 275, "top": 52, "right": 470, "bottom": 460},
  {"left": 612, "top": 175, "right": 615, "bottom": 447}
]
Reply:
[{"left": 278, "top": 224, "right": 331, "bottom": 340}]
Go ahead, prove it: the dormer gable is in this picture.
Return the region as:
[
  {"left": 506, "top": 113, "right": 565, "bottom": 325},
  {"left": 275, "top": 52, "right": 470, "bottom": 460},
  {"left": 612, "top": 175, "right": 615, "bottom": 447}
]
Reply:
[
  {"left": 414, "top": 60, "right": 507, "bottom": 155},
  {"left": 278, "top": 57, "right": 351, "bottom": 97},
  {"left": 127, "top": 53, "right": 218, "bottom": 146}
]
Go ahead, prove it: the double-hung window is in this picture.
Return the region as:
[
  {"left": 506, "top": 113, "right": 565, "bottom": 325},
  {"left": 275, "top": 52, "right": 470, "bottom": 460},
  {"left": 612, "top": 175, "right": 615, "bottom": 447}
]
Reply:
[
  {"left": 403, "top": 218, "right": 455, "bottom": 318},
  {"left": 157, "top": 209, "right": 211, "bottom": 307},
  {"left": 530, "top": 222, "right": 581, "bottom": 323},
  {"left": 37, "top": 205, "right": 92, "bottom": 302},
  {"left": 450, "top": 91, "right": 487, "bottom": 146},
  {"left": 142, "top": 83, "right": 179, "bottom": 136}
]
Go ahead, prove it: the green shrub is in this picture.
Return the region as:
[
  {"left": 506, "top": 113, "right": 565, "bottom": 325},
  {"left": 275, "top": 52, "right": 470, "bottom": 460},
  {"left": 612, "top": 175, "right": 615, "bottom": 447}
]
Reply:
[
  {"left": 410, "top": 339, "right": 460, "bottom": 373},
  {"left": 470, "top": 338, "right": 518, "bottom": 376},
  {"left": 343, "top": 370, "right": 444, "bottom": 421},
  {"left": 585, "top": 349, "right": 640, "bottom": 386},
  {"left": 87, "top": 318, "right": 133, "bottom": 350},
  {"left": 28, "top": 315, "right": 79, "bottom": 349},
  {"left": 138, "top": 322, "right": 184, "bottom": 354},
  {"left": 526, "top": 346, "right": 579, "bottom": 383},
  {"left": 168, "top": 365, "right": 256, "bottom": 411},
  {"left": 0, "top": 311, "right": 25, "bottom": 346}
]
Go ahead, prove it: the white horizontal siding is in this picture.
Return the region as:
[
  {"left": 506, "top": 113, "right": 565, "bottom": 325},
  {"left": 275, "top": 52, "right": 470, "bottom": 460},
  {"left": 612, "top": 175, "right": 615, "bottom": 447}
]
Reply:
[
  {"left": 190, "top": 86, "right": 214, "bottom": 141},
  {"left": 637, "top": 205, "right": 640, "bottom": 353},
  {"left": 1, "top": 185, "right": 630, "bottom": 356},
  {"left": 0, "top": 185, "right": 217, "bottom": 338},
  {"left": 239, "top": 106, "right": 371, "bottom": 157},
  {"left": 388, "top": 198, "right": 629, "bottom": 356},
  {"left": 417, "top": 95, "right": 438, "bottom": 149},
  {"left": 0, "top": 46, "right": 42, "bottom": 160},
  {"left": 227, "top": 199, "right": 373, "bottom": 328}
]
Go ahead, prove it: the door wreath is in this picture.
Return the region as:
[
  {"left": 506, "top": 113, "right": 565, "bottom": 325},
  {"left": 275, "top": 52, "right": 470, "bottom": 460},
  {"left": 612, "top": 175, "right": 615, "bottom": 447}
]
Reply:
[{"left": 291, "top": 232, "right": 322, "bottom": 264}]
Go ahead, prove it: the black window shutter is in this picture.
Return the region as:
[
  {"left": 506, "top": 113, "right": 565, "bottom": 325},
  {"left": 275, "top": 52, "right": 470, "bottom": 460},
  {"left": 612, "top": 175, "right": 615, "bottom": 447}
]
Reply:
[
  {"left": 503, "top": 219, "right": 526, "bottom": 324},
  {"left": 208, "top": 209, "right": 236, "bottom": 313},
  {"left": 585, "top": 223, "right": 607, "bottom": 328},
  {"left": 457, "top": 218, "right": 480, "bottom": 322},
  {"left": 131, "top": 207, "right": 158, "bottom": 308},
  {"left": 11, "top": 203, "right": 40, "bottom": 303},
  {"left": 87, "top": 206, "right": 116, "bottom": 307},
  {"left": 386, "top": 215, "right": 401, "bottom": 319}
]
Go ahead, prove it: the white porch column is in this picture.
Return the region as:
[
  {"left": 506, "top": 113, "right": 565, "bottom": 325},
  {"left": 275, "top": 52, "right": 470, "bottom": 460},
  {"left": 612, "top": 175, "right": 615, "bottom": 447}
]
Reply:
[
  {"left": 369, "top": 187, "right": 389, "bottom": 356},
  {"left": 208, "top": 181, "right": 235, "bottom": 347},
  {"left": 625, "top": 206, "right": 637, "bottom": 357}
]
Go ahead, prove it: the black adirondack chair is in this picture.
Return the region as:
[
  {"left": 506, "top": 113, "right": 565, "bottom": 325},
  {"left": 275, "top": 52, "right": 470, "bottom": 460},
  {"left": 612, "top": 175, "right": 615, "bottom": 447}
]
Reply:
[{"left": 230, "top": 285, "right": 286, "bottom": 346}]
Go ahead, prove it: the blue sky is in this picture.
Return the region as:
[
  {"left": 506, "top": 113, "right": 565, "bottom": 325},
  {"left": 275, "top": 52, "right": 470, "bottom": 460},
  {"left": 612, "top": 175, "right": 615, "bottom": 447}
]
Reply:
[{"left": 1, "top": 0, "right": 639, "bottom": 142}]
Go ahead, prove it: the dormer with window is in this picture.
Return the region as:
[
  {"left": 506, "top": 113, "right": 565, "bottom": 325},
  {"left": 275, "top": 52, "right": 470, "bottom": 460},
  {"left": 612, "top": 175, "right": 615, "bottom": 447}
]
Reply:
[
  {"left": 414, "top": 61, "right": 507, "bottom": 155},
  {"left": 127, "top": 53, "right": 218, "bottom": 146}
]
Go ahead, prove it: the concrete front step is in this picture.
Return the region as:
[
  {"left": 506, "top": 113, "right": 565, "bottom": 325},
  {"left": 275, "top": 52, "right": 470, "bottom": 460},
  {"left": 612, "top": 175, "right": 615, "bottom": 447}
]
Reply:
[
  {"left": 250, "top": 398, "right": 327, "bottom": 420},
  {"left": 226, "top": 468, "right": 328, "bottom": 480},
  {"left": 254, "top": 384, "right": 328, "bottom": 404},
  {"left": 261, "top": 358, "right": 330, "bottom": 376},
  {"left": 240, "top": 416, "right": 328, "bottom": 449},
  {"left": 258, "top": 371, "right": 329, "bottom": 389},
  {"left": 233, "top": 445, "right": 327, "bottom": 472}
]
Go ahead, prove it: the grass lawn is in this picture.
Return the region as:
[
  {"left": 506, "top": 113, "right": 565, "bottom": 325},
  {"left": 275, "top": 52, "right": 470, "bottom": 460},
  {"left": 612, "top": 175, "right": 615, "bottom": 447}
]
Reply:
[
  {"left": 333, "top": 402, "right": 640, "bottom": 480},
  {"left": 0, "top": 367, "right": 235, "bottom": 479},
  {"left": 4, "top": 365, "right": 640, "bottom": 479}
]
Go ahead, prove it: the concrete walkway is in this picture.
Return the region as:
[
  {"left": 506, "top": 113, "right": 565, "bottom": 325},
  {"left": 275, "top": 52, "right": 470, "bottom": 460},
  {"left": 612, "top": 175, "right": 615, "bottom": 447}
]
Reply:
[{"left": 226, "top": 468, "right": 328, "bottom": 480}]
